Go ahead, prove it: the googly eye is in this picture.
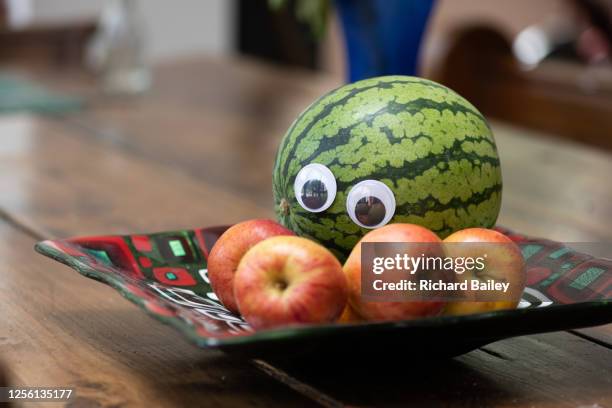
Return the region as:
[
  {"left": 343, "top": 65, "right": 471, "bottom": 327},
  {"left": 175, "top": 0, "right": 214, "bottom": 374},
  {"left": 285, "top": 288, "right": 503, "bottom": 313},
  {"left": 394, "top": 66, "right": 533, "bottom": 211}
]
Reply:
[
  {"left": 346, "top": 180, "right": 396, "bottom": 228},
  {"left": 294, "top": 163, "right": 337, "bottom": 212}
]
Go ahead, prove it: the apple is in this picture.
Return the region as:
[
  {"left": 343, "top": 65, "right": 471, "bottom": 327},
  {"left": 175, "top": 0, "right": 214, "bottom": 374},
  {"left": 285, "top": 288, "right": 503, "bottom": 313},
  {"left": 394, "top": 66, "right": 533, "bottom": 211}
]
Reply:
[
  {"left": 337, "top": 304, "right": 363, "bottom": 323},
  {"left": 343, "top": 223, "right": 446, "bottom": 322},
  {"left": 442, "top": 228, "right": 526, "bottom": 316},
  {"left": 207, "top": 219, "right": 294, "bottom": 313},
  {"left": 233, "top": 236, "right": 347, "bottom": 330}
]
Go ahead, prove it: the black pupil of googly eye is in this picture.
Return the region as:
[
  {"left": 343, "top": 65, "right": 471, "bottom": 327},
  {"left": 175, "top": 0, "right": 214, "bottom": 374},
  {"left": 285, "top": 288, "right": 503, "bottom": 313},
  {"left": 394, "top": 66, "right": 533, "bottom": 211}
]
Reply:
[
  {"left": 355, "top": 196, "right": 386, "bottom": 226},
  {"left": 301, "top": 179, "right": 328, "bottom": 210}
]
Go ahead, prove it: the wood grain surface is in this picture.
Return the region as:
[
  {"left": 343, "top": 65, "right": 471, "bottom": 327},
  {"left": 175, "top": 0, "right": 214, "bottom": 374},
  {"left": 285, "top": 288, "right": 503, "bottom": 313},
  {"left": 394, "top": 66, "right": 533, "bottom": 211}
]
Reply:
[{"left": 0, "top": 56, "right": 611, "bottom": 407}]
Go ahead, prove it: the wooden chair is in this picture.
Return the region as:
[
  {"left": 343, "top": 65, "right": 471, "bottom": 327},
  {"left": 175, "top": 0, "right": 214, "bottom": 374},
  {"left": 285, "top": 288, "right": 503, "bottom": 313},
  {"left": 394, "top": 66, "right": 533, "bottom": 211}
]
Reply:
[
  {"left": 0, "top": 0, "right": 95, "bottom": 70},
  {"left": 434, "top": 25, "right": 612, "bottom": 151}
]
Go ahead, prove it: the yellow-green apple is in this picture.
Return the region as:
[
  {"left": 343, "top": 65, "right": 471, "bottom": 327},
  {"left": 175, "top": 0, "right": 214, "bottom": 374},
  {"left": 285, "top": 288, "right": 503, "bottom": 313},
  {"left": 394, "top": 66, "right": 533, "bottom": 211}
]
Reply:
[
  {"left": 233, "top": 236, "right": 347, "bottom": 330},
  {"left": 343, "top": 223, "right": 446, "bottom": 321},
  {"left": 442, "top": 228, "right": 525, "bottom": 316},
  {"left": 207, "top": 219, "right": 294, "bottom": 313}
]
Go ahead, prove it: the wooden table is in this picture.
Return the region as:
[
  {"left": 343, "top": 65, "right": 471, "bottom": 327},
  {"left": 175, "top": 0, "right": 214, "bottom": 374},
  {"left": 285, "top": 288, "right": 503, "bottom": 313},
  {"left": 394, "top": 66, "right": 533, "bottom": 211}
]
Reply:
[{"left": 1, "top": 56, "right": 611, "bottom": 407}]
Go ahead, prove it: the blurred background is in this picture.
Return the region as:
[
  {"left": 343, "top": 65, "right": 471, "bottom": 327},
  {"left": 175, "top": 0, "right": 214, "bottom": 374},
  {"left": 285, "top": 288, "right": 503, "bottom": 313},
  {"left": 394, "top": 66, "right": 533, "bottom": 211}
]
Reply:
[
  {"left": 2, "top": 2, "right": 611, "bottom": 402},
  {"left": 0, "top": 0, "right": 611, "bottom": 149}
]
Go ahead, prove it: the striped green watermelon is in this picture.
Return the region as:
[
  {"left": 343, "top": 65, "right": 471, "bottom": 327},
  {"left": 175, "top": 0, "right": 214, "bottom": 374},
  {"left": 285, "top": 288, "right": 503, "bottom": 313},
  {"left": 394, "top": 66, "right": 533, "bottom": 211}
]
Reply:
[{"left": 272, "top": 76, "right": 502, "bottom": 260}]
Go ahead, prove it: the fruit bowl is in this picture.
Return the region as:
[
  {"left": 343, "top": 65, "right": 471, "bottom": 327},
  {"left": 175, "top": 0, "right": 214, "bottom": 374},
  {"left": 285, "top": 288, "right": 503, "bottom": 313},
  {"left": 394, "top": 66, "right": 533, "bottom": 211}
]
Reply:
[{"left": 34, "top": 226, "right": 612, "bottom": 359}]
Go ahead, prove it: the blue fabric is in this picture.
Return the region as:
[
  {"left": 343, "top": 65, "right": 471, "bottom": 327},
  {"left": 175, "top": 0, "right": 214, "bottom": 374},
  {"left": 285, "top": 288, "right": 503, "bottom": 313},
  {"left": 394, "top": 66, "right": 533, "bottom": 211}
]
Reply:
[{"left": 335, "top": 0, "right": 436, "bottom": 82}]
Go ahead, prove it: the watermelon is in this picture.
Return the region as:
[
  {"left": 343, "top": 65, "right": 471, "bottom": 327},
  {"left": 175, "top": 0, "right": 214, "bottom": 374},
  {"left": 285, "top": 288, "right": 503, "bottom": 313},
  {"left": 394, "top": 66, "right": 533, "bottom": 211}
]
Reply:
[{"left": 272, "top": 76, "right": 502, "bottom": 260}]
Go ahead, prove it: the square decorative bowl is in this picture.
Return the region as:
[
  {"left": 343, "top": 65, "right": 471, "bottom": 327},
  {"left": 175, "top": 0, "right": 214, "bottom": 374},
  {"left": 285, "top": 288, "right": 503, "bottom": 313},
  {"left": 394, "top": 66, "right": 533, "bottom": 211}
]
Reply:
[{"left": 35, "top": 226, "right": 612, "bottom": 359}]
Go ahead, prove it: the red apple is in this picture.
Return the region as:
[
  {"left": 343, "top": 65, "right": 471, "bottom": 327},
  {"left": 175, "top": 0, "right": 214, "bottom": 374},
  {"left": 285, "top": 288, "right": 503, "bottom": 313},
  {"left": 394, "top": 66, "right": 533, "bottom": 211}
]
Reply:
[
  {"left": 207, "top": 219, "right": 294, "bottom": 313},
  {"left": 442, "top": 228, "right": 526, "bottom": 316},
  {"left": 233, "top": 236, "right": 347, "bottom": 330},
  {"left": 343, "top": 224, "right": 446, "bottom": 322}
]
